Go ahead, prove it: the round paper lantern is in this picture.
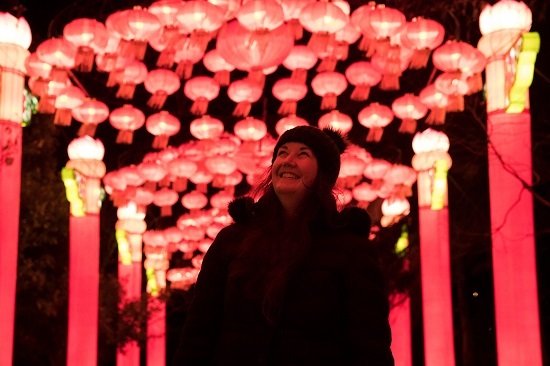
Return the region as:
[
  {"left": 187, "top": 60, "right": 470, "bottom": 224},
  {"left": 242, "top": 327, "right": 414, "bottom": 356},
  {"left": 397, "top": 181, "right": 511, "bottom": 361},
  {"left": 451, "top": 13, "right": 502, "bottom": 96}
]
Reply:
[
  {"left": 63, "top": 18, "right": 108, "bottom": 72},
  {"left": 146, "top": 111, "right": 181, "bottom": 149},
  {"left": 275, "top": 114, "right": 309, "bottom": 136},
  {"left": 181, "top": 190, "right": 209, "bottom": 211},
  {"left": 298, "top": 1, "right": 347, "bottom": 54},
  {"left": 352, "top": 182, "right": 379, "bottom": 208},
  {"left": 381, "top": 197, "right": 410, "bottom": 227},
  {"left": 176, "top": 0, "right": 226, "bottom": 51},
  {"left": 384, "top": 164, "right": 417, "bottom": 198},
  {"left": 114, "top": 59, "right": 148, "bottom": 99},
  {"left": 236, "top": 0, "right": 285, "bottom": 32},
  {"left": 419, "top": 84, "right": 449, "bottom": 125},
  {"left": 412, "top": 127, "right": 450, "bottom": 154},
  {"left": 311, "top": 71, "right": 347, "bottom": 110},
  {"left": 370, "top": 45, "right": 411, "bottom": 91},
  {"left": 434, "top": 72, "right": 469, "bottom": 112},
  {"left": 234, "top": 117, "right": 268, "bottom": 141},
  {"left": 227, "top": 79, "right": 263, "bottom": 117},
  {"left": 189, "top": 163, "right": 215, "bottom": 192},
  {"left": 400, "top": 17, "right": 445, "bottom": 69},
  {"left": 0, "top": 12, "right": 32, "bottom": 49},
  {"left": 153, "top": 187, "right": 179, "bottom": 216},
  {"left": 190, "top": 115, "right": 225, "bottom": 140},
  {"left": 53, "top": 86, "right": 86, "bottom": 126},
  {"left": 345, "top": 61, "right": 382, "bottom": 101},
  {"left": 144, "top": 68, "right": 181, "bottom": 109},
  {"left": 339, "top": 152, "right": 368, "bottom": 188},
  {"left": 391, "top": 93, "right": 428, "bottom": 134},
  {"left": 137, "top": 160, "right": 168, "bottom": 192},
  {"left": 276, "top": 0, "right": 315, "bottom": 39},
  {"left": 202, "top": 49, "right": 236, "bottom": 86},
  {"left": 71, "top": 98, "right": 110, "bottom": 137},
  {"left": 358, "top": 102, "right": 394, "bottom": 142},
  {"left": 350, "top": 3, "right": 377, "bottom": 53},
  {"left": 363, "top": 4, "right": 406, "bottom": 56},
  {"left": 183, "top": 76, "right": 220, "bottom": 116},
  {"left": 67, "top": 135, "right": 105, "bottom": 160},
  {"left": 167, "top": 157, "right": 198, "bottom": 192},
  {"left": 272, "top": 78, "right": 308, "bottom": 115},
  {"left": 282, "top": 45, "right": 317, "bottom": 82},
  {"left": 205, "top": 155, "right": 238, "bottom": 177},
  {"left": 479, "top": 0, "right": 532, "bottom": 35},
  {"left": 317, "top": 110, "right": 352, "bottom": 134},
  {"left": 167, "top": 267, "right": 199, "bottom": 290},
  {"left": 432, "top": 40, "right": 478, "bottom": 72},
  {"left": 210, "top": 190, "right": 234, "bottom": 209},
  {"left": 25, "top": 52, "right": 52, "bottom": 79},
  {"left": 363, "top": 158, "right": 392, "bottom": 188},
  {"left": 119, "top": 165, "right": 147, "bottom": 187},
  {"left": 109, "top": 104, "right": 146, "bottom": 144},
  {"left": 173, "top": 35, "right": 206, "bottom": 79}
]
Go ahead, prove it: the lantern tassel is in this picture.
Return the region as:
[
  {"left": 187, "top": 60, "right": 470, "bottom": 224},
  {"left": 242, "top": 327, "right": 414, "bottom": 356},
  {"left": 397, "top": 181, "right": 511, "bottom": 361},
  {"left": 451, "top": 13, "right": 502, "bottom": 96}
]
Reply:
[
  {"left": 132, "top": 40, "right": 148, "bottom": 61},
  {"left": 466, "top": 73, "right": 483, "bottom": 95},
  {"left": 308, "top": 32, "right": 334, "bottom": 56},
  {"left": 75, "top": 46, "right": 95, "bottom": 73},
  {"left": 233, "top": 101, "right": 252, "bottom": 117},
  {"left": 379, "top": 74, "right": 400, "bottom": 91},
  {"left": 277, "top": 100, "right": 298, "bottom": 116},
  {"left": 350, "top": 85, "right": 371, "bottom": 101},
  {"left": 425, "top": 107, "right": 447, "bottom": 125},
  {"left": 409, "top": 48, "right": 431, "bottom": 69},
  {"left": 152, "top": 135, "right": 169, "bottom": 149},
  {"left": 358, "top": 35, "right": 375, "bottom": 55},
  {"left": 175, "top": 62, "right": 194, "bottom": 80},
  {"left": 116, "top": 130, "right": 134, "bottom": 144},
  {"left": 147, "top": 91, "right": 168, "bottom": 110},
  {"left": 160, "top": 205, "right": 172, "bottom": 217},
  {"left": 446, "top": 95, "right": 464, "bottom": 112},
  {"left": 320, "top": 93, "right": 337, "bottom": 110},
  {"left": 156, "top": 49, "right": 176, "bottom": 68},
  {"left": 37, "top": 95, "right": 56, "bottom": 114},
  {"left": 172, "top": 177, "right": 188, "bottom": 192},
  {"left": 291, "top": 69, "right": 308, "bottom": 83},
  {"left": 316, "top": 57, "right": 338, "bottom": 72},
  {"left": 398, "top": 118, "right": 417, "bottom": 134},
  {"left": 190, "top": 30, "right": 211, "bottom": 53},
  {"left": 116, "top": 83, "right": 137, "bottom": 100},
  {"left": 78, "top": 123, "right": 98, "bottom": 137},
  {"left": 53, "top": 108, "right": 73, "bottom": 126},
  {"left": 366, "top": 127, "right": 384, "bottom": 142},
  {"left": 190, "top": 98, "right": 208, "bottom": 116},
  {"left": 214, "top": 70, "right": 230, "bottom": 87}
]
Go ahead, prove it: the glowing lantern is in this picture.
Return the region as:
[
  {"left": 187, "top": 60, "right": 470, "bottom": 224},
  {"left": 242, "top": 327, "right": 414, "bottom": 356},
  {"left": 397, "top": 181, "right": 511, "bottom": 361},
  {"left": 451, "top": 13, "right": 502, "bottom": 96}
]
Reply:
[
  {"left": 71, "top": 98, "right": 109, "bottom": 137},
  {"left": 227, "top": 79, "right": 264, "bottom": 117},
  {"left": 234, "top": 117, "right": 268, "bottom": 141},
  {"left": 275, "top": 114, "right": 309, "bottom": 136},
  {"left": 181, "top": 190, "right": 208, "bottom": 211},
  {"left": 190, "top": 115, "right": 225, "bottom": 140},
  {"left": 167, "top": 267, "right": 199, "bottom": 290},
  {"left": 183, "top": 76, "right": 220, "bottom": 116},
  {"left": 144, "top": 68, "right": 181, "bottom": 109},
  {"left": 189, "top": 162, "right": 214, "bottom": 193},
  {"left": 119, "top": 165, "right": 148, "bottom": 187},
  {"left": 94, "top": 32, "right": 120, "bottom": 72},
  {"left": 345, "top": 61, "right": 382, "bottom": 101},
  {"left": 210, "top": 190, "right": 234, "bottom": 209},
  {"left": 167, "top": 157, "right": 198, "bottom": 192},
  {"left": 363, "top": 158, "right": 392, "bottom": 189},
  {"left": 381, "top": 197, "right": 410, "bottom": 227},
  {"left": 105, "top": 7, "right": 161, "bottom": 60},
  {"left": 206, "top": 222, "right": 225, "bottom": 239},
  {"left": 203, "top": 49, "right": 236, "bottom": 86},
  {"left": 25, "top": 52, "right": 52, "bottom": 80},
  {"left": 173, "top": 36, "right": 206, "bottom": 79},
  {"left": 145, "top": 111, "right": 181, "bottom": 149},
  {"left": 149, "top": 31, "right": 183, "bottom": 69},
  {"left": 272, "top": 78, "right": 308, "bottom": 115},
  {"left": 113, "top": 59, "right": 148, "bottom": 99},
  {"left": 364, "top": 4, "right": 406, "bottom": 56},
  {"left": 298, "top": 1, "right": 347, "bottom": 54},
  {"left": 350, "top": 2, "right": 377, "bottom": 53},
  {"left": 434, "top": 72, "right": 469, "bottom": 112},
  {"left": 205, "top": 155, "right": 238, "bottom": 187},
  {"left": 352, "top": 182, "right": 378, "bottom": 208},
  {"left": 282, "top": 45, "right": 317, "bottom": 82},
  {"left": 276, "top": 0, "right": 315, "bottom": 39},
  {"left": 109, "top": 105, "right": 146, "bottom": 144},
  {"left": 339, "top": 152, "right": 368, "bottom": 188},
  {"left": 370, "top": 45, "right": 411, "bottom": 91},
  {"left": 432, "top": 40, "right": 477, "bottom": 72},
  {"left": 311, "top": 71, "right": 347, "bottom": 110},
  {"left": 63, "top": 18, "right": 108, "bottom": 72},
  {"left": 384, "top": 164, "right": 417, "bottom": 199},
  {"left": 103, "top": 56, "right": 134, "bottom": 87},
  {"left": 391, "top": 94, "right": 428, "bottom": 134},
  {"left": 148, "top": 0, "right": 186, "bottom": 51},
  {"left": 400, "top": 17, "right": 445, "bottom": 69},
  {"left": 358, "top": 102, "right": 394, "bottom": 142},
  {"left": 317, "top": 110, "right": 352, "bottom": 134},
  {"left": 153, "top": 187, "right": 179, "bottom": 216},
  {"left": 53, "top": 86, "right": 86, "bottom": 126},
  {"left": 331, "top": 21, "right": 361, "bottom": 61},
  {"left": 419, "top": 84, "right": 449, "bottom": 125},
  {"left": 461, "top": 48, "right": 487, "bottom": 95},
  {"left": 36, "top": 37, "right": 76, "bottom": 84},
  {"left": 137, "top": 160, "right": 168, "bottom": 191},
  {"left": 176, "top": 0, "right": 226, "bottom": 51}
]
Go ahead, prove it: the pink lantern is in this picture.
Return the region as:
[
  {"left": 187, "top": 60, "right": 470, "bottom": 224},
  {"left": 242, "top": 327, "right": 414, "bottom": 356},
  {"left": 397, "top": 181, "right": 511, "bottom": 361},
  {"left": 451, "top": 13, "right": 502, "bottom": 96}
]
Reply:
[
  {"left": 275, "top": 0, "right": 315, "bottom": 39},
  {"left": 272, "top": 78, "right": 308, "bottom": 115},
  {"left": 363, "top": 4, "right": 406, "bottom": 56},
  {"left": 363, "top": 158, "right": 392, "bottom": 189},
  {"left": 119, "top": 165, "right": 147, "bottom": 187},
  {"left": 36, "top": 37, "right": 76, "bottom": 84},
  {"left": 144, "top": 68, "right": 181, "bottom": 109},
  {"left": 400, "top": 17, "right": 445, "bottom": 69},
  {"left": 183, "top": 76, "right": 220, "bottom": 116},
  {"left": 282, "top": 45, "right": 317, "bottom": 82},
  {"left": 381, "top": 197, "right": 410, "bottom": 227},
  {"left": 137, "top": 160, "right": 168, "bottom": 191},
  {"left": 317, "top": 110, "right": 352, "bottom": 134},
  {"left": 311, "top": 71, "right": 347, "bottom": 110},
  {"left": 419, "top": 84, "right": 449, "bottom": 125},
  {"left": 392, "top": 94, "right": 428, "bottom": 134},
  {"left": 332, "top": 21, "right": 361, "bottom": 61},
  {"left": 434, "top": 72, "right": 469, "bottom": 112},
  {"left": 167, "top": 267, "right": 199, "bottom": 290},
  {"left": 432, "top": 40, "right": 478, "bottom": 72},
  {"left": 71, "top": 98, "right": 110, "bottom": 137},
  {"left": 146, "top": 111, "right": 181, "bottom": 149},
  {"left": 210, "top": 190, "right": 234, "bottom": 209},
  {"left": 236, "top": 0, "right": 285, "bottom": 32},
  {"left": 298, "top": 1, "right": 347, "bottom": 54},
  {"left": 181, "top": 190, "right": 208, "bottom": 211},
  {"left": 384, "top": 164, "right": 417, "bottom": 199},
  {"left": 25, "top": 52, "right": 52, "bottom": 79},
  {"left": 234, "top": 117, "right": 268, "bottom": 141},
  {"left": 113, "top": 59, "right": 148, "bottom": 99},
  {"left": 203, "top": 49, "right": 236, "bottom": 86},
  {"left": 352, "top": 182, "right": 378, "bottom": 208},
  {"left": 190, "top": 115, "right": 225, "bottom": 140},
  {"left": 63, "top": 18, "right": 108, "bottom": 72},
  {"left": 189, "top": 163, "right": 214, "bottom": 193},
  {"left": 53, "top": 86, "right": 86, "bottom": 126},
  {"left": 358, "top": 102, "right": 394, "bottom": 142},
  {"left": 345, "top": 61, "right": 382, "bottom": 101},
  {"left": 176, "top": 0, "right": 226, "bottom": 51},
  {"left": 153, "top": 187, "right": 179, "bottom": 216},
  {"left": 109, "top": 105, "right": 146, "bottom": 144},
  {"left": 205, "top": 155, "right": 238, "bottom": 187},
  {"left": 275, "top": 114, "right": 309, "bottom": 136},
  {"left": 167, "top": 157, "right": 198, "bottom": 192},
  {"left": 149, "top": 31, "right": 185, "bottom": 69},
  {"left": 103, "top": 56, "right": 134, "bottom": 87},
  {"left": 227, "top": 79, "right": 263, "bottom": 117},
  {"left": 339, "top": 152, "right": 368, "bottom": 188},
  {"left": 350, "top": 3, "right": 377, "bottom": 54},
  {"left": 173, "top": 36, "right": 206, "bottom": 79},
  {"left": 370, "top": 45, "right": 411, "bottom": 91}
]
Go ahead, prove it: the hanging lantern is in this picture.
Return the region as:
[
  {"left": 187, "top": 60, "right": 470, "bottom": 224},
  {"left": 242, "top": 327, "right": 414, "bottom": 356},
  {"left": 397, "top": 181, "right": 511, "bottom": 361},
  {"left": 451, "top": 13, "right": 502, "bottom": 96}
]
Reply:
[
  {"left": 434, "top": 72, "right": 469, "bottom": 112},
  {"left": 276, "top": 0, "right": 315, "bottom": 39},
  {"left": 358, "top": 102, "right": 394, "bottom": 142},
  {"left": 36, "top": 37, "right": 76, "bottom": 84},
  {"left": 28, "top": 76, "right": 70, "bottom": 114},
  {"left": 370, "top": 45, "right": 411, "bottom": 91},
  {"left": 432, "top": 40, "right": 478, "bottom": 72},
  {"left": 311, "top": 71, "right": 347, "bottom": 110},
  {"left": 272, "top": 78, "right": 308, "bottom": 115},
  {"left": 317, "top": 110, "right": 352, "bottom": 134},
  {"left": 363, "top": 4, "right": 406, "bottom": 57},
  {"left": 345, "top": 61, "right": 382, "bottom": 101},
  {"left": 189, "top": 162, "right": 214, "bottom": 193},
  {"left": 183, "top": 76, "right": 220, "bottom": 116},
  {"left": 149, "top": 31, "right": 183, "bottom": 69},
  {"left": 109, "top": 104, "right": 146, "bottom": 144},
  {"left": 275, "top": 114, "right": 309, "bottom": 136},
  {"left": 331, "top": 21, "right": 361, "bottom": 62},
  {"left": 190, "top": 115, "right": 225, "bottom": 140},
  {"left": 400, "top": 17, "right": 445, "bottom": 69},
  {"left": 350, "top": 2, "right": 377, "bottom": 53},
  {"left": 181, "top": 190, "right": 209, "bottom": 211},
  {"left": 391, "top": 94, "right": 428, "bottom": 134},
  {"left": 363, "top": 158, "right": 392, "bottom": 189},
  {"left": 153, "top": 187, "right": 179, "bottom": 216},
  {"left": 419, "top": 84, "right": 449, "bottom": 125},
  {"left": 298, "top": 1, "right": 347, "bottom": 55},
  {"left": 173, "top": 35, "right": 206, "bottom": 79},
  {"left": 236, "top": 0, "right": 285, "bottom": 32},
  {"left": 176, "top": 0, "right": 226, "bottom": 52},
  {"left": 113, "top": 59, "right": 148, "bottom": 99},
  {"left": 53, "top": 85, "right": 86, "bottom": 126},
  {"left": 202, "top": 49, "right": 236, "bottom": 86},
  {"left": 352, "top": 182, "right": 378, "bottom": 208},
  {"left": 71, "top": 98, "right": 110, "bottom": 137},
  {"left": 380, "top": 197, "right": 410, "bottom": 227},
  {"left": 144, "top": 68, "right": 181, "bottom": 109},
  {"left": 145, "top": 111, "right": 181, "bottom": 149},
  {"left": 167, "top": 157, "right": 198, "bottom": 192},
  {"left": 137, "top": 160, "right": 168, "bottom": 191},
  {"left": 384, "top": 164, "right": 417, "bottom": 199},
  {"left": 63, "top": 18, "right": 108, "bottom": 72},
  {"left": 234, "top": 117, "right": 268, "bottom": 141},
  {"left": 339, "top": 152, "right": 368, "bottom": 188},
  {"left": 167, "top": 267, "right": 199, "bottom": 290},
  {"left": 102, "top": 55, "right": 134, "bottom": 87},
  {"left": 94, "top": 33, "right": 120, "bottom": 72},
  {"left": 461, "top": 48, "right": 487, "bottom": 95},
  {"left": 25, "top": 52, "right": 52, "bottom": 81},
  {"left": 119, "top": 165, "right": 147, "bottom": 187},
  {"left": 205, "top": 155, "right": 238, "bottom": 187},
  {"left": 148, "top": 0, "right": 186, "bottom": 50},
  {"left": 227, "top": 79, "right": 263, "bottom": 117},
  {"left": 281, "top": 45, "right": 317, "bottom": 82},
  {"left": 210, "top": 190, "right": 234, "bottom": 209}
]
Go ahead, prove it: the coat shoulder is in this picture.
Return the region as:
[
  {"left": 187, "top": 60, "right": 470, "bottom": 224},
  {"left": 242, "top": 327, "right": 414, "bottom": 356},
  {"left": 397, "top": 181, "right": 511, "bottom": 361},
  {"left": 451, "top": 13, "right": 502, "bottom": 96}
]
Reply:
[{"left": 337, "top": 206, "right": 372, "bottom": 237}]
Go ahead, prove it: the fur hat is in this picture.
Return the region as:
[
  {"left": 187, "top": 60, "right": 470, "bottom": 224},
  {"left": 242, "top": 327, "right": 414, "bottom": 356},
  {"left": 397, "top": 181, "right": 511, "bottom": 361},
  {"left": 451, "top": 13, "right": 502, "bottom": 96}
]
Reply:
[{"left": 272, "top": 126, "right": 347, "bottom": 187}]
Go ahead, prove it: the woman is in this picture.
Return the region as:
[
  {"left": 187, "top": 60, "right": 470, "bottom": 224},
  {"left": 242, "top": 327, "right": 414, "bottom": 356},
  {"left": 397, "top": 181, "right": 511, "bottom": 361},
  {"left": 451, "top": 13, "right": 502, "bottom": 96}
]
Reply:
[{"left": 172, "top": 126, "right": 394, "bottom": 365}]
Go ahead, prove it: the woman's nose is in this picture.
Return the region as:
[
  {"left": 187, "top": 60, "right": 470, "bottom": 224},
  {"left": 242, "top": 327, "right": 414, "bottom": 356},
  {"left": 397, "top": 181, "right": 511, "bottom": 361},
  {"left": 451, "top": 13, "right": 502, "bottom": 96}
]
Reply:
[{"left": 282, "top": 154, "right": 297, "bottom": 165}]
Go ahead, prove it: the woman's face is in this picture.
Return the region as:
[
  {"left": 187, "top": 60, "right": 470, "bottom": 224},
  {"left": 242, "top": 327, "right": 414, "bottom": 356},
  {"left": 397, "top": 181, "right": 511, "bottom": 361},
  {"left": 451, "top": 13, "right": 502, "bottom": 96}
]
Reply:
[{"left": 272, "top": 142, "right": 318, "bottom": 208}]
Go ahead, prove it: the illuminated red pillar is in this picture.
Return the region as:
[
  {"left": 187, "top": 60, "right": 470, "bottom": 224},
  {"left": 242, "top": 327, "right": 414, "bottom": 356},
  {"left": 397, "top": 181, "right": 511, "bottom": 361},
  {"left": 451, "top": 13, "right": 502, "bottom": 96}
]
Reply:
[
  {"left": 389, "top": 293, "right": 412, "bottom": 366},
  {"left": 117, "top": 261, "right": 142, "bottom": 366},
  {"left": 478, "top": 1, "right": 542, "bottom": 363},
  {"left": 147, "top": 297, "right": 166, "bottom": 366},
  {"left": 0, "top": 13, "right": 31, "bottom": 366},
  {"left": 412, "top": 129, "right": 455, "bottom": 366}
]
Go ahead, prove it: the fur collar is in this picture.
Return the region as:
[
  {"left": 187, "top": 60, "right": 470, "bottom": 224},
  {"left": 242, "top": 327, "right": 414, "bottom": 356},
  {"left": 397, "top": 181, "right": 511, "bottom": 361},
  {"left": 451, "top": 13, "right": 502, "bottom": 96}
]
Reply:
[{"left": 227, "top": 196, "right": 371, "bottom": 236}]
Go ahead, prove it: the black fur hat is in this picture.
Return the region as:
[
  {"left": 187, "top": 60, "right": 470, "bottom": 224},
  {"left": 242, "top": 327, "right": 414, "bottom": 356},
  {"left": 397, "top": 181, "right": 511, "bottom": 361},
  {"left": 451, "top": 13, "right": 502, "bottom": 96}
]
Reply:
[{"left": 272, "top": 126, "right": 347, "bottom": 187}]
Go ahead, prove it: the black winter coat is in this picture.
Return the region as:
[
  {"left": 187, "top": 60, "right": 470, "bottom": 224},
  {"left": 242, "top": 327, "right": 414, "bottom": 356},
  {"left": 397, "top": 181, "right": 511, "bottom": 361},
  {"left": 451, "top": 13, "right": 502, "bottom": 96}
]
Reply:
[{"left": 172, "top": 197, "right": 394, "bottom": 366}]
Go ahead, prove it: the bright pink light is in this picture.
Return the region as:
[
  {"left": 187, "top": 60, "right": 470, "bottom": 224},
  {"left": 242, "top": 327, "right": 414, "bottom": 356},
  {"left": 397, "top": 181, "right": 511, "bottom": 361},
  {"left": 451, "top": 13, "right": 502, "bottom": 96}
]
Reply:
[
  {"left": 389, "top": 293, "right": 412, "bottom": 366},
  {"left": 147, "top": 297, "right": 166, "bottom": 366},
  {"left": 117, "top": 262, "right": 142, "bottom": 366}
]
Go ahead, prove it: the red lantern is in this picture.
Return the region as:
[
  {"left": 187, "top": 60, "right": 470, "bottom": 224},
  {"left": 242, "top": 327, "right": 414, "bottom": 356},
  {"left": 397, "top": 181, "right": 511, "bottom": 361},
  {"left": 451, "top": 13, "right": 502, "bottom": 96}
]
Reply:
[
  {"left": 339, "top": 152, "right": 368, "bottom": 188},
  {"left": 137, "top": 160, "right": 168, "bottom": 191},
  {"left": 234, "top": 117, "right": 268, "bottom": 141},
  {"left": 183, "top": 76, "right": 220, "bottom": 116},
  {"left": 181, "top": 190, "right": 208, "bottom": 211},
  {"left": 71, "top": 98, "right": 110, "bottom": 137},
  {"left": 345, "top": 61, "right": 382, "bottom": 101},
  {"left": 298, "top": 1, "right": 347, "bottom": 54},
  {"left": 63, "top": 18, "right": 108, "bottom": 72},
  {"left": 370, "top": 45, "right": 411, "bottom": 91},
  {"left": 146, "top": 111, "right": 181, "bottom": 149},
  {"left": 276, "top": 0, "right": 315, "bottom": 39},
  {"left": 167, "top": 157, "right": 198, "bottom": 192},
  {"left": 362, "top": 4, "right": 406, "bottom": 56},
  {"left": 114, "top": 59, "right": 148, "bottom": 99},
  {"left": 236, "top": 0, "right": 285, "bottom": 32},
  {"left": 153, "top": 187, "right": 179, "bottom": 216},
  {"left": 363, "top": 158, "right": 392, "bottom": 189},
  {"left": 189, "top": 162, "right": 214, "bottom": 193},
  {"left": 109, "top": 104, "right": 146, "bottom": 144},
  {"left": 203, "top": 49, "right": 236, "bottom": 86},
  {"left": 190, "top": 115, "right": 225, "bottom": 140},
  {"left": 358, "top": 102, "right": 394, "bottom": 142},
  {"left": 210, "top": 190, "right": 235, "bottom": 209},
  {"left": 167, "top": 267, "right": 199, "bottom": 290},
  {"left": 434, "top": 72, "right": 469, "bottom": 112},
  {"left": 25, "top": 52, "right": 52, "bottom": 79},
  {"left": 419, "top": 84, "right": 449, "bottom": 125},
  {"left": 432, "top": 40, "right": 478, "bottom": 72},
  {"left": 227, "top": 79, "right": 263, "bottom": 117},
  {"left": 384, "top": 164, "right": 417, "bottom": 198},
  {"left": 311, "top": 71, "right": 347, "bottom": 110},
  {"left": 350, "top": 3, "right": 377, "bottom": 54},
  {"left": 144, "top": 68, "right": 181, "bottom": 109},
  {"left": 331, "top": 21, "right": 361, "bottom": 61},
  {"left": 54, "top": 85, "right": 86, "bottom": 126},
  {"left": 400, "top": 17, "right": 445, "bottom": 69},
  {"left": 272, "top": 77, "right": 308, "bottom": 115},
  {"left": 352, "top": 182, "right": 378, "bottom": 208},
  {"left": 119, "top": 165, "right": 147, "bottom": 187},
  {"left": 317, "top": 110, "right": 352, "bottom": 133},
  {"left": 391, "top": 94, "right": 428, "bottom": 134},
  {"left": 281, "top": 45, "right": 317, "bottom": 82},
  {"left": 173, "top": 35, "right": 206, "bottom": 79},
  {"left": 36, "top": 37, "right": 76, "bottom": 85},
  {"left": 176, "top": 0, "right": 225, "bottom": 52},
  {"left": 275, "top": 114, "right": 309, "bottom": 136}
]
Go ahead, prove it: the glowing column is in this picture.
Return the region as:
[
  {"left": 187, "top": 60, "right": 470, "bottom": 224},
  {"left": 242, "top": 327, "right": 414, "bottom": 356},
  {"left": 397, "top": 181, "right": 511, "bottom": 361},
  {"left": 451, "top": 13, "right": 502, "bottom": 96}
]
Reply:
[
  {"left": 411, "top": 129, "right": 455, "bottom": 366},
  {"left": 0, "top": 13, "right": 31, "bottom": 366},
  {"left": 62, "top": 136, "right": 106, "bottom": 366},
  {"left": 478, "top": 1, "right": 542, "bottom": 364}
]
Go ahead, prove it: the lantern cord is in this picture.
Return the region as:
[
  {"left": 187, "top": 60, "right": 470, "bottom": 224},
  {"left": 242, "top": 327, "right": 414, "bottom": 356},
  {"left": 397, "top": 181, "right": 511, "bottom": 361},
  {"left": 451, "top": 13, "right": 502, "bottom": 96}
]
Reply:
[{"left": 67, "top": 69, "right": 91, "bottom": 98}]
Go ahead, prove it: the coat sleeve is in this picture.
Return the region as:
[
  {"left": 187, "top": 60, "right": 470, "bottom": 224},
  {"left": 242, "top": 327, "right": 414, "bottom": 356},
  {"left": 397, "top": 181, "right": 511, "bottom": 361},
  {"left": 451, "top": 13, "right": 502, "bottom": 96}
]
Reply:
[
  {"left": 342, "top": 233, "right": 395, "bottom": 366},
  {"left": 171, "top": 225, "right": 237, "bottom": 365}
]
